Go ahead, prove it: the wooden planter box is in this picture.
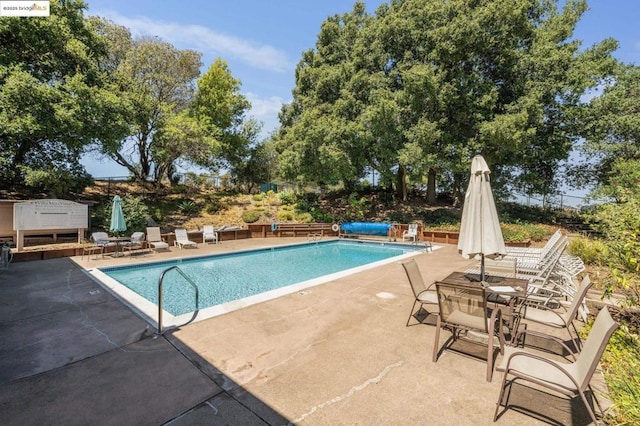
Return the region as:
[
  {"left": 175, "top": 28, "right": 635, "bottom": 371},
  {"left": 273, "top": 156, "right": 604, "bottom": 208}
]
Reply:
[{"left": 421, "top": 230, "right": 460, "bottom": 244}]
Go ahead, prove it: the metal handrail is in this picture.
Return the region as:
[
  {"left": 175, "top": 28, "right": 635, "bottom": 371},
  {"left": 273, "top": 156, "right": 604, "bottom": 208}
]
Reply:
[{"left": 156, "top": 266, "right": 199, "bottom": 334}]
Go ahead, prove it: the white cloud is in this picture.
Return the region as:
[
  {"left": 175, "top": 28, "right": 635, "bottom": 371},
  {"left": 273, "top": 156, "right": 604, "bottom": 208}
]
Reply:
[
  {"left": 246, "top": 92, "right": 286, "bottom": 118},
  {"left": 245, "top": 92, "right": 289, "bottom": 136},
  {"left": 92, "top": 10, "right": 291, "bottom": 72}
]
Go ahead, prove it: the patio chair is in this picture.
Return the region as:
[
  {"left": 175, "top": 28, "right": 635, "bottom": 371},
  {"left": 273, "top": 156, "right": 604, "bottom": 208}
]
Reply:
[
  {"left": 402, "top": 223, "right": 419, "bottom": 242},
  {"left": 90, "top": 232, "right": 116, "bottom": 254},
  {"left": 81, "top": 237, "right": 104, "bottom": 260},
  {"left": 401, "top": 259, "right": 438, "bottom": 326},
  {"left": 494, "top": 306, "right": 619, "bottom": 424},
  {"left": 203, "top": 225, "right": 219, "bottom": 244},
  {"left": 433, "top": 281, "right": 505, "bottom": 382},
  {"left": 515, "top": 275, "right": 594, "bottom": 351},
  {"left": 146, "top": 227, "right": 169, "bottom": 252},
  {"left": 174, "top": 228, "right": 197, "bottom": 249},
  {"left": 122, "top": 232, "right": 147, "bottom": 256}
]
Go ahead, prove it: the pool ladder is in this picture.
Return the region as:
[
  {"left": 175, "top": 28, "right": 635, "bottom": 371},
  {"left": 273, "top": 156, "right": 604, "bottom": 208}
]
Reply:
[{"left": 156, "top": 266, "right": 199, "bottom": 335}]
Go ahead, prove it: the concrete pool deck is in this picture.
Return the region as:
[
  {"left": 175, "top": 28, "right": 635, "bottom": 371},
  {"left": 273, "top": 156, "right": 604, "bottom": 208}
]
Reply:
[{"left": 0, "top": 238, "right": 606, "bottom": 425}]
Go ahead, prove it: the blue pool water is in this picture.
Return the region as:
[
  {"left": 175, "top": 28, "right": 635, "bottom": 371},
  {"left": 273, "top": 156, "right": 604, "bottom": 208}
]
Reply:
[{"left": 100, "top": 240, "right": 419, "bottom": 316}]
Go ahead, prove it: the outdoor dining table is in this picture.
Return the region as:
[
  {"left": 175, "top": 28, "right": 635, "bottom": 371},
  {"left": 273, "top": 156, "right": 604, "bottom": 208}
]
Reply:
[
  {"left": 436, "top": 271, "right": 530, "bottom": 341},
  {"left": 106, "top": 236, "right": 130, "bottom": 257}
]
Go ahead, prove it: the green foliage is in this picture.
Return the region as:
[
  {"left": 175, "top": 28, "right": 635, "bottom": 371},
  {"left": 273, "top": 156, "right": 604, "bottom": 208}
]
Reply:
[
  {"left": 577, "top": 65, "right": 640, "bottom": 190},
  {"left": 97, "top": 195, "right": 149, "bottom": 232},
  {"left": 252, "top": 193, "right": 265, "bottom": 201},
  {"left": 277, "top": 210, "right": 293, "bottom": 221},
  {"left": 204, "top": 198, "right": 223, "bottom": 215},
  {"left": 22, "top": 166, "right": 93, "bottom": 197},
  {"left": 567, "top": 236, "right": 609, "bottom": 266},
  {"left": 241, "top": 209, "right": 261, "bottom": 223},
  {"left": 591, "top": 321, "right": 640, "bottom": 425},
  {"left": 178, "top": 200, "right": 200, "bottom": 215},
  {"left": 276, "top": 0, "right": 617, "bottom": 199},
  {"left": 278, "top": 190, "right": 296, "bottom": 205},
  {"left": 387, "top": 211, "right": 413, "bottom": 224},
  {"left": 422, "top": 208, "right": 461, "bottom": 228},
  {"left": 281, "top": 204, "right": 293, "bottom": 211},
  {"left": 0, "top": 1, "right": 129, "bottom": 189},
  {"left": 294, "top": 212, "right": 314, "bottom": 223},
  {"left": 309, "top": 207, "right": 334, "bottom": 223},
  {"left": 339, "top": 193, "right": 370, "bottom": 221},
  {"left": 500, "top": 224, "right": 530, "bottom": 243}
]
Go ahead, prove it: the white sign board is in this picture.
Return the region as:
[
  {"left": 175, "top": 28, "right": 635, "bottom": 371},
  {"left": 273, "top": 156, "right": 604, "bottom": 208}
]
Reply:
[{"left": 14, "top": 199, "right": 88, "bottom": 230}]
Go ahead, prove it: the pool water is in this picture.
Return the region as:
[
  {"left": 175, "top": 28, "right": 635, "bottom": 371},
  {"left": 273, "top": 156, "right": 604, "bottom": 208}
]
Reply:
[{"left": 99, "top": 240, "right": 420, "bottom": 316}]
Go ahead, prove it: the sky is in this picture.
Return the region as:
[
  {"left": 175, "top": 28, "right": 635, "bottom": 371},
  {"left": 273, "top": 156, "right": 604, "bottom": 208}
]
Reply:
[{"left": 80, "top": 0, "right": 640, "bottom": 179}]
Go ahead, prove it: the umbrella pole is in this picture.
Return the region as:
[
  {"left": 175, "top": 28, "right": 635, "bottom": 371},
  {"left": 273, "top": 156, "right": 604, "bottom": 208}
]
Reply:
[{"left": 480, "top": 254, "right": 485, "bottom": 283}]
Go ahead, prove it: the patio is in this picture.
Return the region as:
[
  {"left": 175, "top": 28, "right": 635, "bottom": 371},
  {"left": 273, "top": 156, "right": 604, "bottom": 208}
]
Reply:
[{"left": 0, "top": 239, "right": 606, "bottom": 425}]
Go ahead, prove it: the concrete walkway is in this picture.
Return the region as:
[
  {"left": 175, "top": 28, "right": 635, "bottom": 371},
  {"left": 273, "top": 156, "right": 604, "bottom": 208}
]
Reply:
[{"left": 0, "top": 239, "right": 603, "bottom": 425}]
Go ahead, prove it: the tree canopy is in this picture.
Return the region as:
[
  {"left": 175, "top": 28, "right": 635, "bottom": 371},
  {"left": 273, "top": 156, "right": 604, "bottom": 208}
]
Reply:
[
  {"left": 275, "top": 0, "right": 618, "bottom": 202},
  {"left": 0, "top": 0, "right": 127, "bottom": 193}
]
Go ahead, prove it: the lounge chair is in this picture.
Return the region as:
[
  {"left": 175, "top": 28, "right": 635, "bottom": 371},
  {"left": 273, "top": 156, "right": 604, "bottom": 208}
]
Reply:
[
  {"left": 494, "top": 307, "right": 619, "bottom": 424},
  {"left": 146, "top": 227, "right": 169, "bottom": 251},
  {"left": 433, "top": 280, "right": 505, "bottom": 382},
  {"left": 402, "top": 223, "right": 419, "bottom": 242},
  {"left": 122, "top": 232, "right": 147, "bottom": 256},
  {"left": 203, "top": 225, "right": 219, "bottom": 244},
  {"left": 401, "top": 259, "right": 438, "bottom": 326},
  {"left": 174, "top": 228, "right": 197, "bottom": 249}
]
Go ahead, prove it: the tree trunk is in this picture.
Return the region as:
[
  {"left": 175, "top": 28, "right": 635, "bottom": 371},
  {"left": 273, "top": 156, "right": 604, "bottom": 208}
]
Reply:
[
  {"left": 426, "top": 167, "right": 437, "bottom": 204},
  {"left": 396, "top": 166, "right": 407, "bottom": 201}
]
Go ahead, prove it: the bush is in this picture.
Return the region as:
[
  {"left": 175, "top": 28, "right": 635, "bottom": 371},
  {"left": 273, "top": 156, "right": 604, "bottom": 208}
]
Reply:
[
  {"left": 22, "top": 166, "right": 93, "bottom": 197},
  {"left": 520, "top": 223, "right": 552, "bottom": 241},
  {"left": 568, "top": 236, "right": 609, "bottom": 265},
  {"left": 252, "top": 193, "right": 265, "bottom": 201},
  {"left": 242, "top": 210, "right": 261, "bottom": 223},
  {"left": 422, "top": 208, "right": 460, "bottom": 227},
  {"left": 178, "top": 200, "right": 199, "bottom": 215},
  {"left": 310, "top": 207, "right": 334, "bottom": 223},
  {"left": 278, "top": 190, "right": 296, "bottom": 204},
  {"left": 204, "top": 198, "right": 223, "bottom": 214},
  {"left": 294, "top": 212, "right": 313, "bottom": 223},
  {"left": 97, "top": 195, "right": 150, "bottom": 232},
  {"left": 277, "top": 210, "right": 293, "bottom": 221},
  {"left": 500, "top": 223, "right": 530, "bottom": 242}
]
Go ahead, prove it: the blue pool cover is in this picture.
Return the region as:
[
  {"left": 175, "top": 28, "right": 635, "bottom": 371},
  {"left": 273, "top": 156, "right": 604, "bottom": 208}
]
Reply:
[{"left": 340, "top": 222, "right": 392, "bottom": 236}]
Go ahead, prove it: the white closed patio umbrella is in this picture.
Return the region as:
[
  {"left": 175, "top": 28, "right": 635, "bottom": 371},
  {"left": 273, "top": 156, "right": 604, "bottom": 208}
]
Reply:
[{"left": 457, "top": 155, "right": 506, "bottom": 282}]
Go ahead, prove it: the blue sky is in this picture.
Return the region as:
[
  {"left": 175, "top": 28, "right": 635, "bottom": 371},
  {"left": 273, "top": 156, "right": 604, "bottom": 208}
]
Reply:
[{"left": 80, "top": 0, "right": 640, "bottom": 178}]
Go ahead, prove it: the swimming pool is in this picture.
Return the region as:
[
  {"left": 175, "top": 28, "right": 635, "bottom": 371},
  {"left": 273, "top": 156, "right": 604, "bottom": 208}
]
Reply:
[{"left": 89, "top": 240, "right": 430, "bottom": 327}]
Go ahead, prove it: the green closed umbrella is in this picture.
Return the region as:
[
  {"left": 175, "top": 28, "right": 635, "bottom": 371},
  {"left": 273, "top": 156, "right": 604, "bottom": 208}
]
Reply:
[{"left": 109, "top": 195, "right": 127, "bottom": 236}]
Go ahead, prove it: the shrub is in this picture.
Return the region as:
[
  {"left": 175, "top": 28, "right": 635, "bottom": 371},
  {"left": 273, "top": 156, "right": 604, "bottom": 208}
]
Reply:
[
  {"left": 520, "top": 223, "right": 552, "bottom": 241},
  {"left": 310, "top": 207, "right": 334, "bottom": 223},
  {"left": 252, "top": 193, "right": 265, "bottom": 201},
  {"left": 98, "top": 195, "right": 150, "bottom": 232},
  {"left": 277, "top": 210, "right": 293, "bottom": 221},
  {"left": 278, "top": 190, "right": 296, "bottom": 204},
  {"left": 568, "top": 236, "right": 609, "bottom": 265},
  {"left": 500, "top": 223, "right": 530, "bottom": 242},
  {"left": 422, "top": 208, "right": 460, "bottom": 227},
  {"left": 294, "top": 212, "right": 313, "bottom": 223},
  {"left": 178, "top": 200, "right": 199, "bottom": 215},
  {"left": 22, "top": 166, "right": 93, "bottom": 197},
  {"left": 205, "top": 198, "right": 223, "bottom": 214},
  {"left": 242, "top": 210, "right": 261, "bottom": 223}
]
